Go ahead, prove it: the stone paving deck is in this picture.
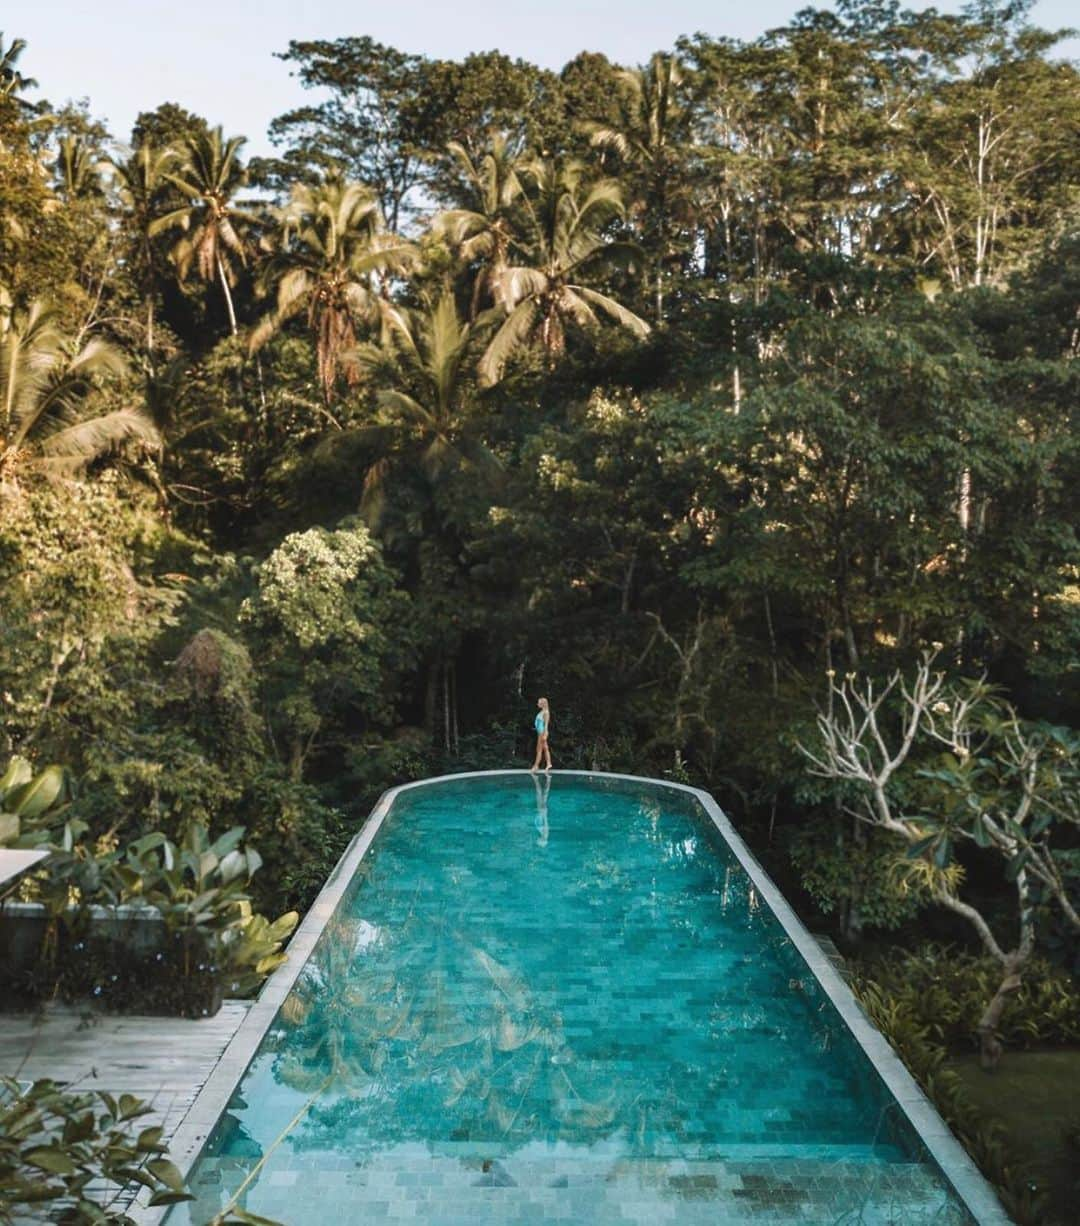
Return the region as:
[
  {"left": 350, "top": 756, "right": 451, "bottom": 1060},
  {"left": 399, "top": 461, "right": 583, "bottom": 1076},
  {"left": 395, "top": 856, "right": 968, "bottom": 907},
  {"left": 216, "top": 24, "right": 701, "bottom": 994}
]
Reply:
[{"left": 0, "top": 1002, "right": 249, "bottom": 1212}]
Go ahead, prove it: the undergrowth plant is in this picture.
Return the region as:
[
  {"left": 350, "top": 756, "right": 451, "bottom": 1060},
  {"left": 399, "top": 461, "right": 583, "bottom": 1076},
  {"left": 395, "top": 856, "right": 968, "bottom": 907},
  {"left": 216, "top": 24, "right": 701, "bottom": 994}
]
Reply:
[{"left": 0, "top": 1077, "right": 192, "bottom": 1224}]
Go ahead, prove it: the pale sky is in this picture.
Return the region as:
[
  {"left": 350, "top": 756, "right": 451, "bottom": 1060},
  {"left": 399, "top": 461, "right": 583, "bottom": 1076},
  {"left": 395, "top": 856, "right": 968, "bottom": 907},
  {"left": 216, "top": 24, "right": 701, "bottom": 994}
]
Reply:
[{"left": 13, "top": 0, "right": 1079, "bottom": 156}]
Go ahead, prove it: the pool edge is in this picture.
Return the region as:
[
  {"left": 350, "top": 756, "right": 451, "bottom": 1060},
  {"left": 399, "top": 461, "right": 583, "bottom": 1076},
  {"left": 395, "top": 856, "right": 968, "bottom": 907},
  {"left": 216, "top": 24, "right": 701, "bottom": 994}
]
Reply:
[{"left": 140, "top": 769, "right": 1012, "bottom": 1226}]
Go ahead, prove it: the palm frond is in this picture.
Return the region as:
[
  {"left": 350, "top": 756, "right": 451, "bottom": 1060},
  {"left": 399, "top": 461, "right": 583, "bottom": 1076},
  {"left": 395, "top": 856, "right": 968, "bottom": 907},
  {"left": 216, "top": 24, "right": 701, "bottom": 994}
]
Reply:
[
  {"left": 360, "top": 455, "right": 393, "bottom": 529},
  {"left": 496, "top": 266, "right": 549, "bottom": 309},
  {"left": 575, "top": 286, "right": 651, "bottom": 338},
  {"left": 147, "top": 207, "right": 192, "bottom": 237},
  {"left": 478, "top": 298, "right": 539, "bottom": 387},
  {"left": 378, "top": 389, "right": 439, "bottom": 434},
  {"left": 433, "top": 208, "right": 488, "bottom": 247},
  {"left": 585, "top": 125, "right": 631, "bottom": 160},
  {"left": 346, "top": 340, "right": 394, "bottom": 383},
  {"left": 217, "top": 217, "right": 247, "bottom": 262},
  {"left": 559, "top": 290, "right": 601, "bottom": 332},
  {"left": 455, "top": 434, "right": 505, "bottom": 484},
  {"left": 38, "top": 407, "right": 160, "bottom": 466}
]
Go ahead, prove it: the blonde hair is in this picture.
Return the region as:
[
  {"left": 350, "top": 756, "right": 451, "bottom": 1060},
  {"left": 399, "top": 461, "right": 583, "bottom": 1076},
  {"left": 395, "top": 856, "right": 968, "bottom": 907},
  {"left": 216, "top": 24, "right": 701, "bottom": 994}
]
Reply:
[{"left": 538, "top": 697, "right": 550, "bottom": 711}]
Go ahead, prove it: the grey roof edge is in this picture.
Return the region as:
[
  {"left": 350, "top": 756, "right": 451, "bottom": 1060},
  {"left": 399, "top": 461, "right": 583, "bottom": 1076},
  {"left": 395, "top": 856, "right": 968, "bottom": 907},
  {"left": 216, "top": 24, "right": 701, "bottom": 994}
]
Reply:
[{"left": 135, "top": 768, "right": 1012, "bottom": 1226}]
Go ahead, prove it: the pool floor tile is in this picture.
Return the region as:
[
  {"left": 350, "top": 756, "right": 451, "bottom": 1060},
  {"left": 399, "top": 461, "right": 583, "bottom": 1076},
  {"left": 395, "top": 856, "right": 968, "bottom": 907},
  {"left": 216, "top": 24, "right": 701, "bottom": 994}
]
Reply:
[{"left": 164, "top": 777, "right": 982, "bottom": 1226}]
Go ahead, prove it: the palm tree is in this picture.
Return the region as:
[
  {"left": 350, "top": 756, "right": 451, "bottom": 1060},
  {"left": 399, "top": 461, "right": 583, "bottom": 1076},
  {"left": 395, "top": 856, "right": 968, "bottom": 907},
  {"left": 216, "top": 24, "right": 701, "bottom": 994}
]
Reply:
[
  {"left": 251, "top": 179, "right": 416, "bottom": 401},
  {"left": 54, "top": 133, "right": 106, "bottom": 201},
  {"left": 477, "top": 158, "right": 650, "bottom": 387},
  {"left": 149, "top": 126, "right": 254, "bottom": 335},
  {"left": 335, "top": 293, "right": 502, "bottom": 751},
  {"left": 0, "top": 300, "right": 158, "bottom": 478},
  {"left": 584, "top": 53, "right": 691, "bottom": 324},
  {"left": 0, "top": 33, "right": 36, "bottom": 106},
  {"left": 433, "top": 135, "right": 526, "bottom": 319},
  {"left": 109, "top": 142, "right": 180, "bottom": 365},
  {"left": 352, "top": 291, "right": 501, "bottom": 517}
]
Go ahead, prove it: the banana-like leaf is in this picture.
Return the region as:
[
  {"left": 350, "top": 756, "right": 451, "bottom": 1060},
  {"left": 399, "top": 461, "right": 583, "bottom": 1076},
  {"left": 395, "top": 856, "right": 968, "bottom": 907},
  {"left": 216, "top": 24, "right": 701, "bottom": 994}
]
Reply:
[
  {"left": 7, "top": 765, "right": 67, "bottom": 819},
  {"left": 0, "top": 756, "right": 32, "bottom": 797},
  {"left": 267, "top": 911, "right": 299, "bottom": 940}
]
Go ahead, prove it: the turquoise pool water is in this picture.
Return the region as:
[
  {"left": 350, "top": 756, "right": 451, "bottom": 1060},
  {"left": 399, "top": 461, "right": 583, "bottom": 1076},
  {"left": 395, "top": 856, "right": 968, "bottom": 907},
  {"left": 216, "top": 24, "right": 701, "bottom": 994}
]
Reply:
[{"left": 171, "top": 774, "right": 974, "bottom": 1224}]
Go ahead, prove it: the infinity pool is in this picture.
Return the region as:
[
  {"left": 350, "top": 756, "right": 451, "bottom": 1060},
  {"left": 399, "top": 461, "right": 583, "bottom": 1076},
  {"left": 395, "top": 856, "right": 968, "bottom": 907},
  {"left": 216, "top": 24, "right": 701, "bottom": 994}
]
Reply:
[{"left": 169, "top": 774, "right": 980, "bottom": 1224}]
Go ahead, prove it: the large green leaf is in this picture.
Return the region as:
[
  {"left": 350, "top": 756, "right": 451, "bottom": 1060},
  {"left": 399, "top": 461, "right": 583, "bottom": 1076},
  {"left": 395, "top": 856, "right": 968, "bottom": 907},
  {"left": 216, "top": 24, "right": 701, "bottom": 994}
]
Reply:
[
  {"left": 23, "top": 1146, "right": 78, "bottom": 1175},
  {"left": 136, "top": 1125, "right": 164, "bottom": 1151},
  {"left": 149, "top": 1189, "right": 196, "bottom": 1206},
  {"left": 0, "top": 755, "right": 32, "bottom": 797},
  {"left": 147, "top": 1156, "right": 187, "bottom": 1192},
  {"left": 7, "top": 765, "right": 66, "bottom": 819}
]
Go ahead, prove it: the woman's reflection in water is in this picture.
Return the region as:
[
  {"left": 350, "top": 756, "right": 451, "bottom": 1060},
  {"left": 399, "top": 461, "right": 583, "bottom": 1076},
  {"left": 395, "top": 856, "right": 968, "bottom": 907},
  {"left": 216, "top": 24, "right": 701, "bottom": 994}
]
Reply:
[{"left": 532, "top": 770, "right": 550, "bottom": 847}]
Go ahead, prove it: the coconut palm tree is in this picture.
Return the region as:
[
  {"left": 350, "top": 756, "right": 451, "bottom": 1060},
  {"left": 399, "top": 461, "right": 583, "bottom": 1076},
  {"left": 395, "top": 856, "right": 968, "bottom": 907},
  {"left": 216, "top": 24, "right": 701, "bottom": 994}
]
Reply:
[
  {"left": 0, "top": 33, "right": 36, "bottom": 106},
  {"left": 584, "top": 53, "right": 691, "bottom": 324},
  {"left": 0, "top": 300, "right": 158, "bottom": 478},
  {"left": 54, "top": 133, "right": 106, "bottom": 201},
  {"left": 109, "top": 142, "right": 180, "bottom": 365},
  {"left": 250, "top": 179, "right": 416, "bottom": 401},
  {"left": 149, "top": 126, "right": 254, "bottom": 335},
  {"left": 351, "top": 291, "right": 501, "bottom": 519},
  {"left": 477, "top": 158, "right": 650, "bottom": 387},
  {"left": 433, "top": 135, "right": 526, "bottom": 319}
]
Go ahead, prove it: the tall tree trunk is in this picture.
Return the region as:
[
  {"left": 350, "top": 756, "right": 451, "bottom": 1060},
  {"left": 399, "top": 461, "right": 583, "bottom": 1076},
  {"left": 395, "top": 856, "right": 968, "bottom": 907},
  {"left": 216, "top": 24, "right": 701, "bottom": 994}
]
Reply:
[
  {"left": 144, "top": 233, "right": 156, "bottom": 369},
  {"left": 976, "top": 955, "right": 1023, "bottom": 1069},
  {"left": 425, "top": 657, "right": 439, "bottom": 737},
  {"left": 289, "top": 736, "right": 304, "bottom": 782},
  {"left": 763, "top": 593, "right": 779, "bottom": 699},
  {"left": 842, "top": 815, "right": 868, "bottom": 943},
  {"left": 449, "top": 660, "right": 459, "bottom": 756},
  {"left": 442, "top": 657, "right": 451, "bottom": 753},
  {"left": 958, "top": 466, "right": 972, "bottom": 535},
  {"left": 217, "top": 255, "right": 238, "bottom": 336},
  {"left": 621, "top": 550, "right": 637, "bottom": 615}
]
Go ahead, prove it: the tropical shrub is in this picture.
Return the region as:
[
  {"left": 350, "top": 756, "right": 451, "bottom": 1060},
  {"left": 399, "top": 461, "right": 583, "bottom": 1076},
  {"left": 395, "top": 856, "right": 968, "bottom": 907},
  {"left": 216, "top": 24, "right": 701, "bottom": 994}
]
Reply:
[
  {"left": 852, "top": 981, "right": 1048, "bottom": 1225},
  {"left": 0, "top": 755, "right": 69, "bottom": 847},
  {"left": 1, "top": 805, "right": 297, "bottom": 1014},
  {"left": 788, "top": 821, "right": 931, "bottom": 934},
  {"left": 112, "top": 822, "right": 298, "bottom": 1007},
  {"left": 852, "top": 945, "right": 1080, "bottom": 1051},
  {"left": 0, "top": 479, "right": 183, "bottom": 767},
  {"left": 0, "top": 1077, "right": 191, "bottom": 1223}
]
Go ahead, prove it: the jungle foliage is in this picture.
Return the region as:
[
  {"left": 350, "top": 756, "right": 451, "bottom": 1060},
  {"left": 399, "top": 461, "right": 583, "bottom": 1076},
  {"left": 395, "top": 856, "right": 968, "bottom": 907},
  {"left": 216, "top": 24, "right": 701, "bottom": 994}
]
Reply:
[{"left": 0, "top": 0, "right": 1078, "bottom": 1047}]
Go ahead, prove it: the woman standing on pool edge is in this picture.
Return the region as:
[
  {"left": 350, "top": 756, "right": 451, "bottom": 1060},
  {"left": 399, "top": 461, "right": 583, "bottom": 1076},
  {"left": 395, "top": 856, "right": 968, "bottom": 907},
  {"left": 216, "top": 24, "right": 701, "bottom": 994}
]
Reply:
[{"left": 531, "top": 697, "right": 552, "bottom": 772}]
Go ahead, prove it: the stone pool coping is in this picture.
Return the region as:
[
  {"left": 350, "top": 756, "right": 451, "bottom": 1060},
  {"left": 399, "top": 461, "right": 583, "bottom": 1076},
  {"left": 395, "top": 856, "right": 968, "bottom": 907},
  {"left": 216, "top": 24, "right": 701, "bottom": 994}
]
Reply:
[{"left": 140, "top": 769, "right": 1011, "bottom": 1225}]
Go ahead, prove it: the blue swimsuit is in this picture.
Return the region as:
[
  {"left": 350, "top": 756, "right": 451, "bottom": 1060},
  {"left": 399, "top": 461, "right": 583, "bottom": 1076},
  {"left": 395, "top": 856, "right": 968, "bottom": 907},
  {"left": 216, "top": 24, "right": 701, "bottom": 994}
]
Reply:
[{"left": 534, "top": 713, "right": 546, "bottom": 735}]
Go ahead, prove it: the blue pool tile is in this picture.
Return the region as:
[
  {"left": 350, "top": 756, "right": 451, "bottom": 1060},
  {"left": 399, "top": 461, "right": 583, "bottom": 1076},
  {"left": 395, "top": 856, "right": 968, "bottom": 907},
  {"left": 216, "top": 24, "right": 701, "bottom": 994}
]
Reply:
[{"left": 166, "top": 776, "right": 978, "bottom": 1226}]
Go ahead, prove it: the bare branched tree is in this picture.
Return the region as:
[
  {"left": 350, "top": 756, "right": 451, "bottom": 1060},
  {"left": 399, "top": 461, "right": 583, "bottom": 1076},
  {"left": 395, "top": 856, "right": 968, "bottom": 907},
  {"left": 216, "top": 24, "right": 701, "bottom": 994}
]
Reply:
[{"left": 799, "top": 650, "right": 1080, "bottom": 1067}]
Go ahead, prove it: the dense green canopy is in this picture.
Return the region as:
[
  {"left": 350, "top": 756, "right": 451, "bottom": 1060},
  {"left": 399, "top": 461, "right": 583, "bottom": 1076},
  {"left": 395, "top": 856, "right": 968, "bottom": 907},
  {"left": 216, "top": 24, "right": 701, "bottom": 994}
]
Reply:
[{"left": 0, "top": 7, "right": 1078, "bottom": 1211}]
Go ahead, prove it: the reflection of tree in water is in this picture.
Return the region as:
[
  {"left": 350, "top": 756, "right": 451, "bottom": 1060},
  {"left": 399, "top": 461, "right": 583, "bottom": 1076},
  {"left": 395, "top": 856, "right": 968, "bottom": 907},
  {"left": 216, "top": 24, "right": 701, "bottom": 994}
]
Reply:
[
  {"left": 186, "top": 1111, "right": 263, "bottom": 1223},
  {"left": 256, "top": 803, "right": 868, "bottom": 1162},
  {"left": 271, "top": 914, "right": 617, "bottom": 1154}
]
